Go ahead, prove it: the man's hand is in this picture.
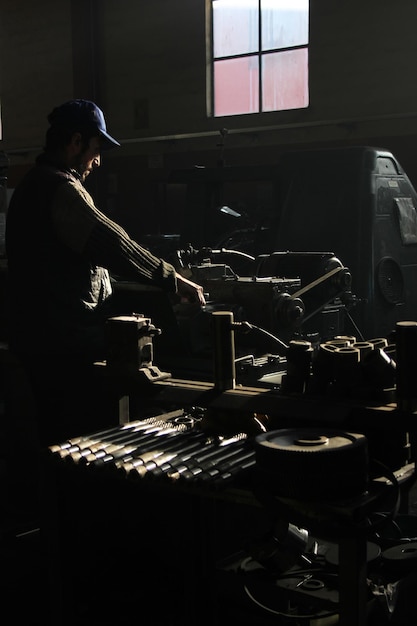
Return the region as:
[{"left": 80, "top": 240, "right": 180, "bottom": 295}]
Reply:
[{"left": 175, "top": 272, "right": 206, "bottom": 306}]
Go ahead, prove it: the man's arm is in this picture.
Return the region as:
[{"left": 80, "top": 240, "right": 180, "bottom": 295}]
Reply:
[{"left": 51, "top": 177, "right": 205, "bottom": 304}]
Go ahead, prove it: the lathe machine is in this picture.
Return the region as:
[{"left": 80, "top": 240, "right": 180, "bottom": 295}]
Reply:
[
  {"left": 42, "top": 311, "right": 417, "bottom": 626},
  {"left": 112, "top": 249, "right": 356, "bottom": 386}
]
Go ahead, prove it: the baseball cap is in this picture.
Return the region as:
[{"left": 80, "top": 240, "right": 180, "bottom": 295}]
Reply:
[{"left": 47, "top": 99, "right": 120, "bottom": 149}]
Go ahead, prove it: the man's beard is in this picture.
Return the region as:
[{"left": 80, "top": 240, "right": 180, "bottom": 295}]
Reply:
[{"left": 72, "top": 153, "right": 90, "bottom": 181}]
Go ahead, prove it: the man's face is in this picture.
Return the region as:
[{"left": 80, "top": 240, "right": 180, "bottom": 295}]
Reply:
[{"left": 72, "top": 135, "right": 102, "bottom": 182}]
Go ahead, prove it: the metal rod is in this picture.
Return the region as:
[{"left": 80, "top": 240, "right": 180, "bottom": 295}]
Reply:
[{"left": 212, "top": 311, "right": 236, "bottom": 391}]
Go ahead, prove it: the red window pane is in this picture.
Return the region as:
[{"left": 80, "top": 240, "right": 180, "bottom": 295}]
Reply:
[
  {"left": 214, "top": 56, "right": 259, "bottom": 116},
  {"left": 262, "top": 48, "right": 308, "bottom": 112}
]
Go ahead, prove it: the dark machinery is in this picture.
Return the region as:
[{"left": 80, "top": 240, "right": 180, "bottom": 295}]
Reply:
[
  {"left": 44, "top": 311, "right": 417, "bottom": 626},
  {"left": 113, "top": 247, "right": 355, "bottom": 385},
  {"left": 184, "top": 248, "right": 354, "bottom": 342},
  {"left": 217, "top": 146, "right": 417, "bottom": 341},
  {"left": 35, "top": 146, "right": 417, "bottom": 626},
  {"left": 146, "top": 147, "right": 417, "bottom": 343},
  {"left": 113, "top": 146, "right": 417, "bottom": 384},
  {"left": 179, "top": 248, "right": 355, "bottom": 384}
]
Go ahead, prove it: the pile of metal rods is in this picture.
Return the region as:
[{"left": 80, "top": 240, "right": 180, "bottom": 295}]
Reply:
[{"left": 48, "top": 409, "right": 256, "bottom": 490}]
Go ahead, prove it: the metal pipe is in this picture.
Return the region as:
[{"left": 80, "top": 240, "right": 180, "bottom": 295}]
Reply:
[
  {"left": 12, "top": 110, "right": 417, "bottom": 156},
  {"left": 212, "top": 311, "right": 236, "bottom": 391}
]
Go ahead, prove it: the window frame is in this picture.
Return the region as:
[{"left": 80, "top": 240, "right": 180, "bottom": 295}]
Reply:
[{"left": 207, "top": 0, "right": 309, "bottom": 118}]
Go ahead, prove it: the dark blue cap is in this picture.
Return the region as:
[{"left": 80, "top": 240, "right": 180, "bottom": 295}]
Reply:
[{"left": 47, "top": 99, "right": 120, "bottom": 149}]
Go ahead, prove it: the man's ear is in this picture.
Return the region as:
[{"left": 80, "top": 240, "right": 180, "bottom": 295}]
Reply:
[{"left": 71, "top": 132, "right": 82, "bottom": 149}]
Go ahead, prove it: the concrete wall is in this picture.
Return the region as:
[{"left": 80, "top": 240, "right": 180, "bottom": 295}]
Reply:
[{"left": 0, "top": 1, "right": 73, "bottom": 151}]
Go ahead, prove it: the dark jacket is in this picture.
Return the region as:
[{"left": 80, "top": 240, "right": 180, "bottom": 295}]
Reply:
[{"left": 5, "top": 153, "right": 177, "bottom": 362}]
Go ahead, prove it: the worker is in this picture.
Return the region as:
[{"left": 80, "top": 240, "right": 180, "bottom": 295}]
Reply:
[{"left": 5, "top": 99, "right": 206, "bottom": 447}]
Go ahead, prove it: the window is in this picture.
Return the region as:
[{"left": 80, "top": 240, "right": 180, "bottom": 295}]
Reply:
[{"left": 210, "top": 0, "right": 309, "bottom": 117}]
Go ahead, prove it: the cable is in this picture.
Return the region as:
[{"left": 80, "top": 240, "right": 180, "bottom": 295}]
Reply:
[
  {"left": 343, "top": 308, "right": 365, "bottom": 341},
  {"left": 242, "top": 322, "right": 289, "bottom": 352},
  {"left": 210, "top": 248, "right": 256, "bottom": 262},
  {"left": 243, "top": 583, "right": 338, "bottom": 621}
]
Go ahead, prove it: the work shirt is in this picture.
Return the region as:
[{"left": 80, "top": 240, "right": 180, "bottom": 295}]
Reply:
[{"left": 5, "top": 153, "right": 178, "bottom": 362}]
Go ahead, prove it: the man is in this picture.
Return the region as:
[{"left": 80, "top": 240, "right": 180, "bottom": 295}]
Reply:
[{"left": 5, "top": 99, "right": 205, "bottom": 445}]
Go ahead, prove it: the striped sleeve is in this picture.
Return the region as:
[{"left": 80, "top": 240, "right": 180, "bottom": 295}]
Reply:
[{"left": 50, "top": 178, "right": 178, "bottom": 291}]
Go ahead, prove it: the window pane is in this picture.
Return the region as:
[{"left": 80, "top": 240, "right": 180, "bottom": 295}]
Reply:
[
  {"left": 213, "top": 0, "right": 259, "bottom": 58},
  {"left": 261, "top": 0, "right": 309, "bottom": 51},
  {"left": 262, "top": 48, "right": 308, "bottom": 111},
  {"left": 214, "top": 56, "right": 259, "bottom": 116}
]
